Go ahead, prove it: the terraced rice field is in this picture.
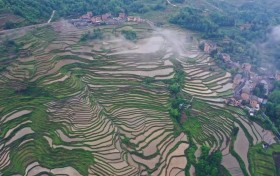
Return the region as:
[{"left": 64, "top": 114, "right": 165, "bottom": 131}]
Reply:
[
  {"left": 176, "top": 31, "right": 278, "bottom": 176},
  {"left": 0, "top": 20, "right": 278, "bottom": 176},
  {"left": 249, "top": 143, "right": 280, "bottom": 176},
  {"left": 0, "top": 21, "right": 189, "bottom": 176}
]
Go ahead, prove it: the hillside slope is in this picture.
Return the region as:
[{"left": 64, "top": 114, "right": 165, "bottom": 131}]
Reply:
[{"left": 0, "top": 0, "right": 166, "bottom": 29}]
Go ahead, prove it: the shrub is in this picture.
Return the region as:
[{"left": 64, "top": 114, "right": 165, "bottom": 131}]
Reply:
[{"left": 121, "top": 29, "right": 137, "bottom": 41}]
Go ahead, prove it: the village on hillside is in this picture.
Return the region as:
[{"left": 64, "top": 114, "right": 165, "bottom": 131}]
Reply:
[
  {"left": 201, "top": 41, "right": 280, "bottom": 116},
  {"left": 69, "top": 12, "right": 145, "bottom": 27}
]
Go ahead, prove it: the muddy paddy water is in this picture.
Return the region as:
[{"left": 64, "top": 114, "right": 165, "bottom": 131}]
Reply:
[
  {"left": 222, "top": 154, "right": 243, "bottom": 176},
  {"left": 234, "top": 123, "right": 250, "bottom": 175}
]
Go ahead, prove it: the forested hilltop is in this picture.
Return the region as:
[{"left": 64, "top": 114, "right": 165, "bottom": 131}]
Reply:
[
  {"left": 0, "top": 0, "right": 165, "bottom": 29},
  {"left": 171, "top": 0, "right": 280, "bottom": 69}
]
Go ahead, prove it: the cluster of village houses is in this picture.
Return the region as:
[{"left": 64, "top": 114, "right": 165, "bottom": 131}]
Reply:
[
  {"left": 69, "top": 12, "right": 145, "bottom": 27},
  {"left": 202, "top": 41, "right": 280, "bottom": 116}
]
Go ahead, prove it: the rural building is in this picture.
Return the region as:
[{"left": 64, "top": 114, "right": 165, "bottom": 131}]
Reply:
[
  {"left": 250, "top": 96, "right": 260, "bottom": 110},
  {"left": 241, "top": 87, "right": 251, "bottom": 101},
  {"left": 242, "top": 63, "right": 251, "bottom": 72},
  {"left": 240, "top": 23, "right": 252, "bottom": 30},
  {"left": 275, "top": 72, "right": 280, "bottom": 81},
  {"left": 250, "top": 81, "right": 257, "bottom": 89},
  {"left": 119, "top": 13, "right": 126, "bottom": 19},
  {"left": 219, "top": 53, "right": 231, "bottom": 62},
  {"left": 249, "top": 109, "right": 255, "bottom": 116},
  {"left": 225, "top": 97, "right": 242, "bottom": 106},
  {"left": 101, "top": 13, "right": 112, "bottom": 21},
  {"left": 257, "top": 97, "right": 264, "bottom": 104},
  {"left": 73, "top": 11, "right": 134, "bottom": 27},
  {"left": 247, "top": 80, "right": 257, "bottom": 90},
  {"left": 233, "top": 74, "right": 242, "bottom": 85},
  {"left": 81, "top": 12, "right": 93, "bottom": 19},
  {"left": 203, "top": 41, "right": 217, "bottom": 54},
  {"left": 127, "top": 16, "right": 135, "bottom": 22},
  {"left": 258, "top": 67, "right": 269, "bottom": 75},
  {"left": 127, "top": 16, "right": 143, "bottom": 22},
  {"left": 249, "top": 74, "right": 260, "bottom": 89},
  {"left": 91, "top": 16, "right": 102, "bottom": 23},
  {"left": 235, "top": 99, "right": 242, "bottom": 106}
]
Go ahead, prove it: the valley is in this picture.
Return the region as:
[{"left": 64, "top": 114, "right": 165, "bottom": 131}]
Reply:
[{"left": 0, "top": 17, "right": 279, "bottom": 175}]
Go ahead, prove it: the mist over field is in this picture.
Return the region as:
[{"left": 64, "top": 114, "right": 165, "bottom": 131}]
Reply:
[
  {"left": 269, "top": 26, "right": 280, "bottom": 42},
  {"left": 258, "top": 25, "right": 280, "bottom": 69}
]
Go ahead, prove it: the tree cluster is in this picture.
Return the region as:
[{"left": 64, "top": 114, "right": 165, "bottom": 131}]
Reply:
[
  {"left": 170, "top": 7, "right": 220, "bottom": 34},
  {"left": 172, "top": 0, "right": 185, "bottom": 3},
  {"left": 121, "top": 29, "right": 137, "bottom": 41},
  {"left": 0, "top": 39, "right": 21, "bottom": 54},
  {"left": 0, "top": 39, "right": 22, "bottom": 72},
  {"left": 168, "top": 69, "right": 186, "bottom": 122},
  {"left": 266, "top": 81, "right": 280, "bottom": 130},
  {"left": 196, "top": 146, "right": 223, "bottom": 176},
  {"left": 170, "top": 1, "right": 280, "bottom": 66},
  {"left": 253, "top": 83, "right": 266, "bottom": 98},
  {"left": 80, "top": 28, "right": 103, "bottom": 42},
  {"left": 0, "top": 0, "right": 167, "bottom": 28}
]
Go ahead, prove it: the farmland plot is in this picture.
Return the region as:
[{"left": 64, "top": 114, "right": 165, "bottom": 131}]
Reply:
[
  {"left": 0, "top": 21, "right": 278, "bottom": 176},
  {"left": 0, "top": 22, "right": 189, "bottom": 176}
]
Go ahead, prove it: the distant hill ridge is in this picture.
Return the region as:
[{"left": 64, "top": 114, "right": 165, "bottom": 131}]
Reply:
[{"left": 0, "top": 0, "right": 154, "bottom": 29}]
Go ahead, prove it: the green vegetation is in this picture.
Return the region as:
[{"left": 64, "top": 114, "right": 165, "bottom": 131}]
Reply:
[
  {"left": 1, "top": 1, "right": 279, "bottom": 175},
  {"left": 0, "top": 0, "right": 167, "bottom": 28},
  {"left": 172, "top": 0, "right": 185, "bottom": 3},
  {"left": 4, "top": 137, "right": 94, "bottom": 175},
  {"left": 80, "top": 28, "right": 104, "bottom": 42},
  {"left": 121, "top": 29, "right": 137, "bottom": 41},
  {"left": 170, "top": 0, "right": 280, "bottom": 67},
  {"left": 249, "top": 143, "right": 280, "bottom": 176},
  {"left": 0, "top": 80, "right": 94, "bottom": 175},
  {"left": 0, "top": 24, "right": 192, "bottom": 175},
  {"left": 167, "top": 64, "right": 186, "bottom": 122},
  {"left": 195, "top": 146, "right": 223, "bottom": 176},
  {"left": 143, "top": 77, "right": 155, "bottom": 84},
  {"left": 0, "top": 39, "right": 21, "bottom": 55},
  {"left": 184, "top": 134, "right": 197, "bottom": 175},
  {"left": 0, "top": 39, "right": 22, "bottom": 71},
  {"left": 0, "top": 26, "right": 96, "bottom": 175},
  {"left": 170, "top": 7, "right": 220, "bottom": 35},
  {"left": 183, "top": 117, "right": 201, "bottom": 136},
  {"left": 266, "top": 81, "right": 280, "bottom": 131},
  {"left": 253, "top": 83, "right": 267, "bottom": 98},
  {"left": 1, "top": 0, "right": 123, "bottom": 23}
]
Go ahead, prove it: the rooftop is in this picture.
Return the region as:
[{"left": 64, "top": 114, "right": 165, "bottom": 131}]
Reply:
[
  {"left": 235, "top": 74, "right": 242, "bottom": 79},
  {"left": 242, "top": 87, "right": 251, "bottom": 94},
  {"left": 250, "top": 95, "right": 258, "bottom": 101}
]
